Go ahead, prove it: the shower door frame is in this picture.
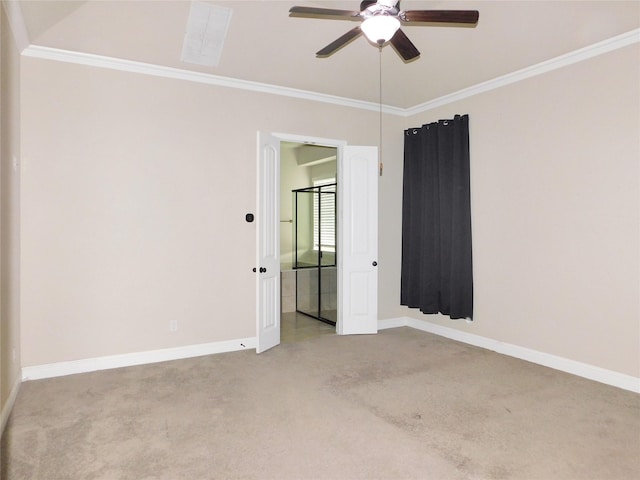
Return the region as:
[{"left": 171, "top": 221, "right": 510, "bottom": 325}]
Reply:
[{"left": 292, "top": 183, "right": 337, "bottom": 326}]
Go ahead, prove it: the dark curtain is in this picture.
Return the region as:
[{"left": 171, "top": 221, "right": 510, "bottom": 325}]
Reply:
[{"left": 401, "top": 114, "right": 473, "bottom": 320}]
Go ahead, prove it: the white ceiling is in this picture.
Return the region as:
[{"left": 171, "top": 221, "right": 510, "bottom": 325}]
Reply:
[{"left": 14, "top": 1, "right": 640, "bottom": 109}]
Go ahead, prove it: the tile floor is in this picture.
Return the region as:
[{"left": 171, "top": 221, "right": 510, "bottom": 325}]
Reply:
[{"left": 281, "top": 311, "right": 335, "bottom": 344}]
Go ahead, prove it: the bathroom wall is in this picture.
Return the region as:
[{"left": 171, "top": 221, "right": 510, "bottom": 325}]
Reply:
[
  {"left": 280, "top": 146, "right": 310, "bottom": 267},
  {"left": 310, "top": 161, "right": 336, "bottom": 183},
  {"left": 280, "top": 148, "right": 337, "bottom": 268},
  {"left": 281, "top": 270, "right": 296, "bottom": 314}
]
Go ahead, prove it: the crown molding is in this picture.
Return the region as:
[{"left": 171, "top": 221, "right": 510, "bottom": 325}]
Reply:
[
  {"left": 21, "top": 45, "right": 405, "bottom": 116},
  {"left": 20, "top": 28, "right": 640, "bottom": 117},
  {"left": 405, "top": 28, "right": 640, "bottom": 117},
  {"left": 1, "top": 0, "right": 30, "bottom": 52}
]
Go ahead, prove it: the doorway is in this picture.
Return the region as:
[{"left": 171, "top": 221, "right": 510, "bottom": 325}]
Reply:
[
  {"left": 280, "top": 142, "right": 337, "bottom": 340},
  {"left": 257, "top": 132, "right": 378, "bottom": 353}
]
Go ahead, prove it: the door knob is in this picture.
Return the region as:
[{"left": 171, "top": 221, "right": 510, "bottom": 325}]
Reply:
[
  {"left": 260, "top": 267, "right": 267, "bottom": 273},
  {"left": 372, "top": 261, "right": 378, "bottom": 266},
  {"left": 252, "top": 267, "right": 256, "bottom": 272}
]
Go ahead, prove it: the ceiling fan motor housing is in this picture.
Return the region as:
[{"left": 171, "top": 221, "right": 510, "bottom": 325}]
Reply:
[
  {"left": 361, "top": 0, "right": 399, "bottom": 10},
  {"left": 289, "top": 1, "right": 478, "bottom": 62},
  {"left": 360, "top": 0, "right": 377, "bottom": 10},
  {"left": 360, "top": 0, "right": 400, "bottom": 18}
]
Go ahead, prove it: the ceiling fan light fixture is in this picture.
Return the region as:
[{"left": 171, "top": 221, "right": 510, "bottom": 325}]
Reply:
[{"left": 361, "top": 15, "right": 400, "bottom": 45}]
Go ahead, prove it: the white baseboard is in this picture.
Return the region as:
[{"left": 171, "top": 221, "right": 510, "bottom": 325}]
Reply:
[
  {"left": 22, "top": 336, "right": 257, "bottom": 381},
  {"left": 379, "top": 316, "right": 640, "bottom": 394},
  {"left": 20, "top": 320, "right": 640, "bottom": 394},
  {"left": 378, "top": 318, "right": 409, "bottom": 330},
  {"left": 1, "top": 377, "right": 21, "bottom": 434}
]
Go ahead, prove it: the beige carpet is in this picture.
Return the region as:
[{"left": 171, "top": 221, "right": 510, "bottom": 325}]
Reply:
[{"left": 2, "top": 327, "right": 639, "bottom": 479}]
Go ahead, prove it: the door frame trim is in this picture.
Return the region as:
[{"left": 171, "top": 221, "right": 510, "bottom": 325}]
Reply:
[{"left": 260, "top": 132, "right": 347, "bottom": 341}]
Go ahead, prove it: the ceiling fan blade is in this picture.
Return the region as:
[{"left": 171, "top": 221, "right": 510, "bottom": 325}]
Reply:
[
  {"left": 402, "top": 10, "right": 479, "bottom": 24},
  {"left": 289, "top": 6, "right": 362, "bottom": 20},
  {"left": 316, "top": 26, "right": 363, "bottom": 57},
  {"left": 390, "top": 29, "right": 420, "bottom": 61}
]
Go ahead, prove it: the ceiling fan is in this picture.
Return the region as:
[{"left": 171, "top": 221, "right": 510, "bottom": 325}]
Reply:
[{"left": 289, "top": 0, "right": 479, "bottom": 62}]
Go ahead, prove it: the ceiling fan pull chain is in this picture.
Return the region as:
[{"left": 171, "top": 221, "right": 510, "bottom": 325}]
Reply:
[{"left": 379, "top": 45, "right": 384, "bottom": 177}]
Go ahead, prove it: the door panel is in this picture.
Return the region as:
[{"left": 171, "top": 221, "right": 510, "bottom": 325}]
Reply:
[
  {"left": 256, "top": 132, "right": 280, "bottom": 353},
  {"left": 256, "top": 137, "right": 378, "bottom": 344},
  {"left": 339, "top": 146, "right": 378, "bottom": 335}
]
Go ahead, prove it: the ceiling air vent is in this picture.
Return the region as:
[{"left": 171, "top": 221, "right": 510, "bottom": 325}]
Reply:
[{"left": 181, "top": 1, "right": 232, "bottom": 67}]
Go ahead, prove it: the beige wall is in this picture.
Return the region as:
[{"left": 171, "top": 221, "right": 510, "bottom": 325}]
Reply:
[
  {"left": 279, "top": 147, "right": 310, "bottom": 266},
  {"left": 20, "top": 56, "right": 382, "bottom": 367},
  {"left": 14, "top": 35, "right": 640, "bottom": 382},
  {"left": 379, "top": 44, "right": 640, "bottom": 377},
  {"left": 1, "top": 5, "right": 22, "bottom": 420}
]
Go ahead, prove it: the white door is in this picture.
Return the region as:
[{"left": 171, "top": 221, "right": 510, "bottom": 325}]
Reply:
[
  {"left": 338, "top": 146, "right": 378, "bottom": 335},
  {"left": 256, "top": 132, "right": 280, "bottom": 353}
]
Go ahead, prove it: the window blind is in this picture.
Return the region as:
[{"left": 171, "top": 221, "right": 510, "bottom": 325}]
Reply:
[{"left": 313, "top": 179, "right": 336, "bottom": 252}]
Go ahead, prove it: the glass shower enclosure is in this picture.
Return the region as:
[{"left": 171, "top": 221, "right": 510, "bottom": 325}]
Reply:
[{"left": 292, "top": 183, "right": 337, "bottom": 325}]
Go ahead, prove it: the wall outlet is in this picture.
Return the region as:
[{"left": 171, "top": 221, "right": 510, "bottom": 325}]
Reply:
[{"left": 169, "top": 320, "right": 178, "bottom": 332}]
